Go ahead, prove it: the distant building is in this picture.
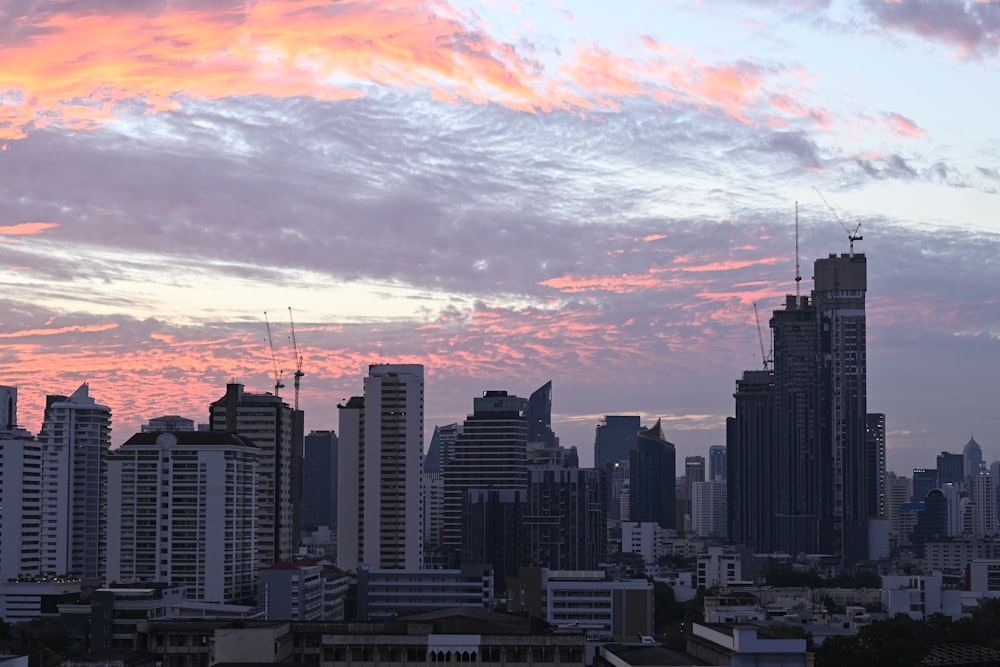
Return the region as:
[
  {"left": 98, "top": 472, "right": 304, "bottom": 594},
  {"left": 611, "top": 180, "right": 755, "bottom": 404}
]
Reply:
[
  {"left": 709, "top": 444, "right": 727, "bottom": 481},
  {"left": 885, "top": 472, "right": 914, "bottom": 547},
  {"left": 691, "top": 479, "right": 727, "bottom": 539},
  {"left": 727, "top": 369, "right": 774, "bottom": 552},
  {"left": 337, "top": 364, "right": 424, "bottom": 570},
  {"left": 866, "top": 413, "right": 887, "bottom": 517},
  {"left": 964, "top": 437, "right": 984, "bottom": 481},
  {"left": 107, "top": 431, "right": 258, "bottom": 603},
  {"left": 696, "top": 547, "right": 743, "bottom": 591},
  {"left": 630, "top": 419, "right": 676, "bottom": 529},
  {"left": 937, "top": 451, "right": 964, "bottom": 487},
  {"left": 524, "top": 466, "right": 606, "bottom": 571},
  {"left": 594, "top": 415, "right": 642, "bottom": 471},
  {"left": 912, "top": 468, "right": 938, "bottom": 502},
  {"left": 299, "top": 430, "right": 338, "bottom": 533},
  {"left": 525, "top": 381, "right": 558, "bottom": 448}
]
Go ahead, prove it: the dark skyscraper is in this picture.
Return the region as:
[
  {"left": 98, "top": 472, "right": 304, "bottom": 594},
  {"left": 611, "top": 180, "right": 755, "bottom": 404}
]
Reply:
[
  {"left": 912, "top": 468, "right": 938, "bottom": 502},
  {"left": 936, "top": 451, "right": 964, "bottom": 486},
  {"left": 709, "top": 445, "right": 727, "bottom": 482},
  {"left": 594, "top": 415, "right": 642, "bottom": 470},
  {"left": 300, "top": 430, "right": 338, "bottom": 533},
  {"left": 629, "top": 418, "right": 676, "bottom": 529},
  {"left": 525, "top": 381, "right": 558, "bottom": 448},
  {"left": 727, "top": 369, "right": 774, "bottom": 551},
  {"left": 865, "top": 414, "right": 886, "bottom": 518},
  {"left": 729, "top": 252, "right": 870, "bottom": 564}
]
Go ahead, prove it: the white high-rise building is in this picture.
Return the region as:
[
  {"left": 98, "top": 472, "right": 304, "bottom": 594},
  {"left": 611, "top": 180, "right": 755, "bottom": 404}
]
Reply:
[
  {"left": 107, "top": 431, "right": 258, "bottom": 602},
  {"left": 0, "top": 386, "right": 42, "bottom": 581},
  {"left": 209, "top": 383, "right": 297, "bottom": 570},
  {"left": 691, "top": 479, "right": 727, "bottom": 539},
  {"left": 969, "top": 471, "right": 998, "bottom": 537},
  {"left": 38, "top": 384, "right": 111, "bottom": 579},
  {"left": 338, "top": 364, "right": 424, "bottom": 570}
]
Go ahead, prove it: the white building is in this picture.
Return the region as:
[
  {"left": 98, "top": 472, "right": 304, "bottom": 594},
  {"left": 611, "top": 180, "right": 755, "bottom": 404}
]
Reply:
[
  {"left": 338, "top": 364, "right": 424, "bottom": 570},
  {"left": 259, "top": 560, "right": 324, "bottom": 621},
  {"left": 969, "top": 559, "right": 1000, "bottom": 595},
  {"left": 621, "top": 522, "right": 658, "bottom": 562},
  {"left": 38, "top": 384, "right": 111, "bottom": 579},
  {"left": 697, "top": 547, "right": 744, "bottom": 591},
  {"left": 882, "top": 573, "right": 963, "bottom": 620},
  {"left": 209, "top": 383, "right": 298, "bottom": 571},
  {"left": 969, "top": 471, "right": 998, "bottom": 537},
  {"left": 0, "top": 387, "right": 42, "bottom": 582},
  {"left": 107, "top": 431, "right": 258, "bottom": 603},
  {"left": 691, "top": 479, "right": 727, "bottom": 538}
]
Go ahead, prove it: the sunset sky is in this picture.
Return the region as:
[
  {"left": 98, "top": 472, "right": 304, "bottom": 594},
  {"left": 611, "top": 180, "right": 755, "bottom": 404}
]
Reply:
[{"left": 1, "top": 0, "right": 997, "bottom": 474}]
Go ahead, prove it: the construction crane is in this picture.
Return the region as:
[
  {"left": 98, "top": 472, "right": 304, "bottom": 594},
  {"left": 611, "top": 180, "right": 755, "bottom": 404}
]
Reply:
[
  {"left": 753, "top": 302, "right": 772, "bottom": 370},
  {"left": 264, "top": 311, "right": 285, "bottom": 396},
  {"left": 813, "top": 186, "right": 862, "bottom": 257},
  {"left": 288, "top": 307, "right": 304, "bottom": 411}
]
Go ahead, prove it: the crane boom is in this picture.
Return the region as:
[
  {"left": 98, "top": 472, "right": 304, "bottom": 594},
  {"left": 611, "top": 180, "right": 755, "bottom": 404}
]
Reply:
[
  {"left": 288, "top": 307, "right": 304, "bottom": 411},
  {"left": 753, "top": 302, "right": 771, "bottom": 370},
  {"left": 813, "top": 186, "right": 862, "bottom": 256},
  {"left": 264, "top": 311, "right": 285, "bottom": 396}
]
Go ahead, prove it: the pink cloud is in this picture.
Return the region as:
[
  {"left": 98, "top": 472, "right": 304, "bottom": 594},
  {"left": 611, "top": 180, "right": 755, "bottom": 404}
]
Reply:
[{"left": 0, "top": 222, "right": 59, "bottom": 235}]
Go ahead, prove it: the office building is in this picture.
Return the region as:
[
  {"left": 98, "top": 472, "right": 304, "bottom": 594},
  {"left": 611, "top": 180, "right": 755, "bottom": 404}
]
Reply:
[
  {"left": 885, "top": 472, "right": 914, "bottom": 547},
  {"left": 937, "top": 451, "right": 964, "bottom": 487},
  {"left": 38, "top": 383, "right": 112, "bottom": 579},
  {"left": 259, "top": 560, "right": 324, "bottom": 621},
  {"left": 709, "top": 445, "right": 726, "bottom": 481},
  {"left": 209, "top": 384, "right": 300, "bottom": 569},
  {"left": 107, "top": 431, "right": 258, "bottom": 603},
  {"left": 525, "top": 381, "right": 558, "bottom": 448},
  {"left": 629, "top": 419, "right": 676, "bottom": 529},
  {"left": 965, "top": 436, "right": 984, "bottom": 480},
  {"left": 969, "top": 471, "right": 997, "bottom": 537},
  {"left": 444, "top": 391, "right": 528, "bottom": 551},
  {"left": 356, "top": 564, "right": 493, "bottom": 620},
  {"left": 300, "top": 430, "right": 338, "bottom": 533},
  {"left": 337, "top": 364, "right": 424, "bottom": 570},
  {"left": 594, "top": 415, "right": 642, "bottom": 471},
  {"left": 912, "top": 468, "right": 938, "bottom": 502}
]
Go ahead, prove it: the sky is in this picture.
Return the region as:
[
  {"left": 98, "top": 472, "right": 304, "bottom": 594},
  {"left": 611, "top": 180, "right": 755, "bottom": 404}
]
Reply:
[{"left": 1, "top": 0, "right": 998, "bottom": 475}]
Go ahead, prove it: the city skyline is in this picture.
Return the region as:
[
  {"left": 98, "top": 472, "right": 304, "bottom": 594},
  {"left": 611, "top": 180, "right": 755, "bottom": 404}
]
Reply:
[{"left": 1, "top": 1, "right": 997, "bottom": 475}]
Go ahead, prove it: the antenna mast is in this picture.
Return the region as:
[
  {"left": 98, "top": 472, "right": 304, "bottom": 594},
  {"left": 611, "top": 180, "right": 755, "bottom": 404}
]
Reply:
[
  {"left": 288, "top": 307, "right": 304, "bottom": 411},
  {"left": 794, "top": 201, "right": 801, "bottom": 297},
  {"left": 264, "top": 311, "right": 285, "bottom": 397}
]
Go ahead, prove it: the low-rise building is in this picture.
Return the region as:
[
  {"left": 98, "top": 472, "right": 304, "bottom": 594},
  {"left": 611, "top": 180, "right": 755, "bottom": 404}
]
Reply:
[
  {"left": 686, "top": 623, "right": 810, "bottom": 667},
  {"left": 506, "top": 568, "right": 652, "bottom": 637},
  {"left": 259, "top": 561, "right": 324, "bottom": 621},
  {"left": 356, "top": 564, "right": 493, "bottom": 620}
]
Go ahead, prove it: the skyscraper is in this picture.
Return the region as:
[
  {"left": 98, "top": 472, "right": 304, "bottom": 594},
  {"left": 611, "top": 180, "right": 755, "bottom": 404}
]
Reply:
[
  {"left": 594, "top": 415, "right": 642, "bottom": 470},
  {"left": 964, "top": 437, "right": 984, "bottom": 481},
  {"left": 727, "top": 370, "right": 774, "bottom": 551},
  {"left": 708, "top": 445, "right": 727, "bottom": 482},
  {"left": 38, "top": 383, "right": 112, "bottom": 579},
  {"left": 525, "top": 381, "right": 558, "bottom": 448},
  {"left": 0, "top": 387, "right": 42, "bottom": 581},
  {"left": 337, "top": 364, "right": 424, "bottom": 570},
  {"left": 209, "top": 383, "right": 297, "bottom": 569},
  {"left": 629, "top": 419, "right": 676, "bottom": 529},
  {"left": 729, "top": 252, "right": 870, "bottom": 564},
  {"left": 937, "top": 451, "right": 964, "bottom": 487},
  {"left": 444, "top": 391, "right": 528, "bottom": 552},
  {"left": 866, "top": 413, "right": 887, "bottom": 518}
]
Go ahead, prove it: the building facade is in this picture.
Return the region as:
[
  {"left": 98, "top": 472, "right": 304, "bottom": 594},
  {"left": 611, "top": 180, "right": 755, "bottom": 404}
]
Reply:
[
  {"left": 107, "top": 431, "right": 258, "bottom": 603},
  {"left": 337, "top": 364, "right": 424, "bottom": 570},
  {"left": 300, "top": 430, "right": 338, "bottom": 533}
]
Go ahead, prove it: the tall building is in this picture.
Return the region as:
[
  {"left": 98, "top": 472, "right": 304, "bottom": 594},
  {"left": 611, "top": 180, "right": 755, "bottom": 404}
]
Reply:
[
  {"left": 209, "top": 383, "right": 298, "bottom": 569},
  {"left": 937, "top": 451, "right": 964, "bottom": 487},
  {"left": 38, "top": 383, "right": 112, "bottom": 579},
  {"left": 300, "top": 430, "right": 338, "bottom": 533},
  {"left": 726, "top": 369, "right": 774, "bottom": 552},
  {"left": 594, "top": 415, "right": 642, "bottom": 471},
  {"left": 866, "top": 413, "right": 887, "bottom": 518},
  {"left": 524, "top": 466, "right": 606, "bottom": 571},
  {"left": 0, "top": 387, "right": 42, "bottom": 581},
  {"left": 691, "top": 479, "right": 727, "bottom": 539},
  {"left": 729, "top": 252, "right": 870, "bottom": 564},
  {"left": 708, "top": 445, "right": 727, "bottom": 482},
  {"left": 885, "top": 472, "right": 914, "bottom": 547},
  {"left": 629, "top": 419, "right": 676, "bottom": 529},
  {"left": 964, "top": 437, "right": 984, "bottom": 481},
  {"left": 444, "top": 391, "right": 528, "bottom": 552},
  {"left": 525, "top": 381, "right": 558, "bottom": 448},
  {"left": 912, "top": 468, "right": 938, "bottom": 502},
  {"left": 969, "top": 470, "right": 997, "bottom": 537},
  {"left": 337, "top": 364, "right": 424, "bottom": 570},
  {"left": 685, "top": 456, "right": 706, "bottom": 484},
  {"left": 107, "top": 431, "right": 258, "bottom": 603}
]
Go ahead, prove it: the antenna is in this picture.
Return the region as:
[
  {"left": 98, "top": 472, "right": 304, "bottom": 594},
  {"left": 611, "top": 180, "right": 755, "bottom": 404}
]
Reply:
[
  {"left": 264, "top": 311, "right": 285, "bottom": 396},
  {"left": 813, "top": 187, "right": 862, "bottom": 257},
  {"left": 753, "top": 303, "right": 772, "bottom": 370},
  {"left": 794, "top": 201, "right": 801, "bottom": 297},
  {"left": 288, "top": 307, "right": 304, "bottom": 411}
]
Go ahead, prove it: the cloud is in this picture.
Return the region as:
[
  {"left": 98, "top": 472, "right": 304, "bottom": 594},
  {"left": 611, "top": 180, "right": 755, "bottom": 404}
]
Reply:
[
  {"left": 860, "top": 0, "right": 1000, "bottom": 59},
  {"left": 0, "top": 221, "right": 59, "bottom": 235},
  {"left": 882, "top": 111, "right": 926, "bottom": 138}
]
